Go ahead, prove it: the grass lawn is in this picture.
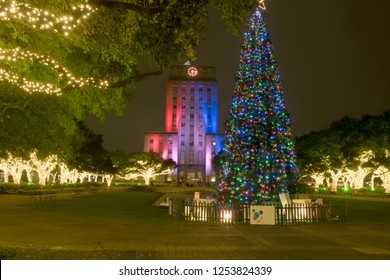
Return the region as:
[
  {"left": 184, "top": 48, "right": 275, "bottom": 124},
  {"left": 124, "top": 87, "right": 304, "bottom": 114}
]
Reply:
[
  {"left": 342, "top": 198, "right": 390, "bottom": 225},
  {"left": 24, "top": 191, "right": 182, "bottom": 227},
  {"left": 1, "top": 190, "right": 390, "bottom": 260},
  {"left": 0, "top": 191, "right": 186, "bottom": 259},
  {"left": 23, "top": 190, "right": 390, "bottom": 226},
  {"left": 315, "top": 195, "right": 390, "bottom": 225}
]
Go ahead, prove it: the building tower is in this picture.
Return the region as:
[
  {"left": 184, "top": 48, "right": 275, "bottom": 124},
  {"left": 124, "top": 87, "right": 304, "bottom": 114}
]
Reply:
[{"left": 144, "top": 65, "right": 225, "bottom": 184}]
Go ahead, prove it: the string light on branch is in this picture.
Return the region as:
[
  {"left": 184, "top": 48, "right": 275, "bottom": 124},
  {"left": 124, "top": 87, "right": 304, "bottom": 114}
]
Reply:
[
  {"left": 0, "top": 47, "right": 109, "bottom": 95},
  {"left": 0, "top": 68, "right": 62, "bottom": 94},
  {"left": 0, "top": 0, "right": 97, "bottom": 36}
]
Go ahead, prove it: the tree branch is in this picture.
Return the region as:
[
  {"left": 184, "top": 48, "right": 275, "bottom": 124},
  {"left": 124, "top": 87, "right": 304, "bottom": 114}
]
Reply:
[
  {"left": 61, "top": 65, "right": 163, "bottom": 92},
  {"left": 94, "top": 0, "right": 165, "bottom": 15},
  {"left": 109, "top": 66, "right": 164, "bottom": 88},
  {"left": 0, "top": 100, "right": 30, "bottom": 112}
]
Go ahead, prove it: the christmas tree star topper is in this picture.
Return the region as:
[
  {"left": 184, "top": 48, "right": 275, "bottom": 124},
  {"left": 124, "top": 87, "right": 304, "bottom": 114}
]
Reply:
[{"left": 258, "top": 0, "right": 267, "bottom": 10}]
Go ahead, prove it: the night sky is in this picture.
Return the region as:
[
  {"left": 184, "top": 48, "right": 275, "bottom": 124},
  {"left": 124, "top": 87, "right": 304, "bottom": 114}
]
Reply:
[{"left": 86, "top": 0, "right": 390, "bottom": 154}]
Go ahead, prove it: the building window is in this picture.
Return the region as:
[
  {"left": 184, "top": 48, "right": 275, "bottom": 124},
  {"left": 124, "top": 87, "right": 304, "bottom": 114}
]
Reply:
[
  {"left": 149, "top": 148, "right": 154, "bottom": 152},
  {"left": 168, "top": 149, "right": 172, "bottom": 154},
  {"left": 198, "top": 141, "right": 202, "bottom": 146},
  {"left": 207, "top": 88, "right": 212, "bottom": 92},
  {"left": 168, "top": 139, "right": 173, "bottom": 145},
  {"left": 182, "top": 104, "right": 186, "bottom": 109},
  {"left": 149, "top": 138, "right": 154, "bottom": 144},
  {"left": 189, "top": 141, "right": 194, "bottom": 146},
  {"left": 190, "top": 87, "right": 195, "bottom": 92},
  {"left": 199, "top": 88, "right": 203, "bottom": 92},
  {"left": 189, "top": 151, "right": 194, "bottom": 164},
  {"left": 181, "top": 122, "right": 185, "bottom": 127},
  {"left": 173, "top": 87, "right": 177, "bottom": 93},
  {"left": 181, "top": 141, "right": 185, "bottom": 146},
  {"left": 190, "top": 113, "right": 194, "bottom": 119},
  {"left": 198, "top": 152, "right": 203, "bottom": 163}
]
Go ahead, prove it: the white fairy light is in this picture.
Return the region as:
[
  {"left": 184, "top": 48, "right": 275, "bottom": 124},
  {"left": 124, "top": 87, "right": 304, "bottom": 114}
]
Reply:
[
  {"left": 0, "top": 0, "right": 97, "bottom": 35},
  {"left": 0, "top": 152, "right": 25, "bottom": 184},
  {"left": 0, "top": 150, "right": 116, "bottom": 186},
  {"left": 29, "top": 151, "right": 58, "bottom": 186},
  {"left": 0, "top": 47, "right": 109, "bottom": 94},
  {"left": 124, "top": 160, "right": 173, "bottom": 186}
]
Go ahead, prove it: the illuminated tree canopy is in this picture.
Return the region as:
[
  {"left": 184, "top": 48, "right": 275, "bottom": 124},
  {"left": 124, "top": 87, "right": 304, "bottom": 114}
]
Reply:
[
  {"left": 0, "top": 0, "right": 259, "bottom": 120},
  {"left": 121, "top": 152, "right": 176, "bottom": 185},
  {"left": 296, "top": 111, "right": 390, "bottom": 170},
  {"left": 296, "top": 111, "right": 390, "bottom": 192}
]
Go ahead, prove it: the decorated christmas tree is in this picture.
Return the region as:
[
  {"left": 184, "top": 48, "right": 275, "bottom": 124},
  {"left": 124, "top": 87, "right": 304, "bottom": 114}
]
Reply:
[{"left": 217, "top": 6, "right": 299, "bottom": 206}]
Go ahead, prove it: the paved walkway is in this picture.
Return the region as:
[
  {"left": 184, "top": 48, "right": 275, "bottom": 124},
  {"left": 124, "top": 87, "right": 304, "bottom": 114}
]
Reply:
[{"left": 0, "top": 194, "right": 389, "bottom": 260}]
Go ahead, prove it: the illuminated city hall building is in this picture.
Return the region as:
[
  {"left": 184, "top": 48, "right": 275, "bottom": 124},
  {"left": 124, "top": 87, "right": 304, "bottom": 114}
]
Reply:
[{"left": 144, "top": 65, "right": 225, "bottom": 183}]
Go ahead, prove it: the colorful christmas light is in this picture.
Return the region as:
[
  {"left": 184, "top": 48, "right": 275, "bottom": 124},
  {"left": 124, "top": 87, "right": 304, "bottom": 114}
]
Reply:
[{"left": 217, "top": 7, "right": 299, "bottom": 206}]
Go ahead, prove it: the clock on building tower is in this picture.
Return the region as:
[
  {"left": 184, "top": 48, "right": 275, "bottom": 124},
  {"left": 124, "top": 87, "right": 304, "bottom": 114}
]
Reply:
[{"left": 188, "top": 67, "right": 198, "bottom": 77}]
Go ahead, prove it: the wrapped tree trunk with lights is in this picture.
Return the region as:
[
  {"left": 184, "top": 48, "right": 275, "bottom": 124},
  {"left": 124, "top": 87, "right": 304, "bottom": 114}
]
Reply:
[
  {"left": 123, "top": 152, "right": 176, "bottom": 186},
  {"left": 218, "top": 4, "right": 299, "bottom": 206},
  {"left": 0, "top": 152, "right": 25, "bottom": 184},
  {"left": 29, "top": 151, "right": 58, "bottom": 186}
]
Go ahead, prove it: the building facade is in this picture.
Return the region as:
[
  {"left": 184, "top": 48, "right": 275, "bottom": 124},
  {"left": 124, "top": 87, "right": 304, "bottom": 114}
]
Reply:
[{"left": 144, "top": 65, "right": 225, "bottom": 183}]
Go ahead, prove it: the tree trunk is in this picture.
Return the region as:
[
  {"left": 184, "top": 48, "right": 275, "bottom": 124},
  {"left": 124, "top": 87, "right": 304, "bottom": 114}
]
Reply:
[
  {"left": 38, "top": 173, "right": 47, "bottom": 186},
  {"left": 105, "top": 175, "right": 113, "bottom": 187},
  {"left": 26, "top": 170, "right": 33, "bottom": 183}
]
